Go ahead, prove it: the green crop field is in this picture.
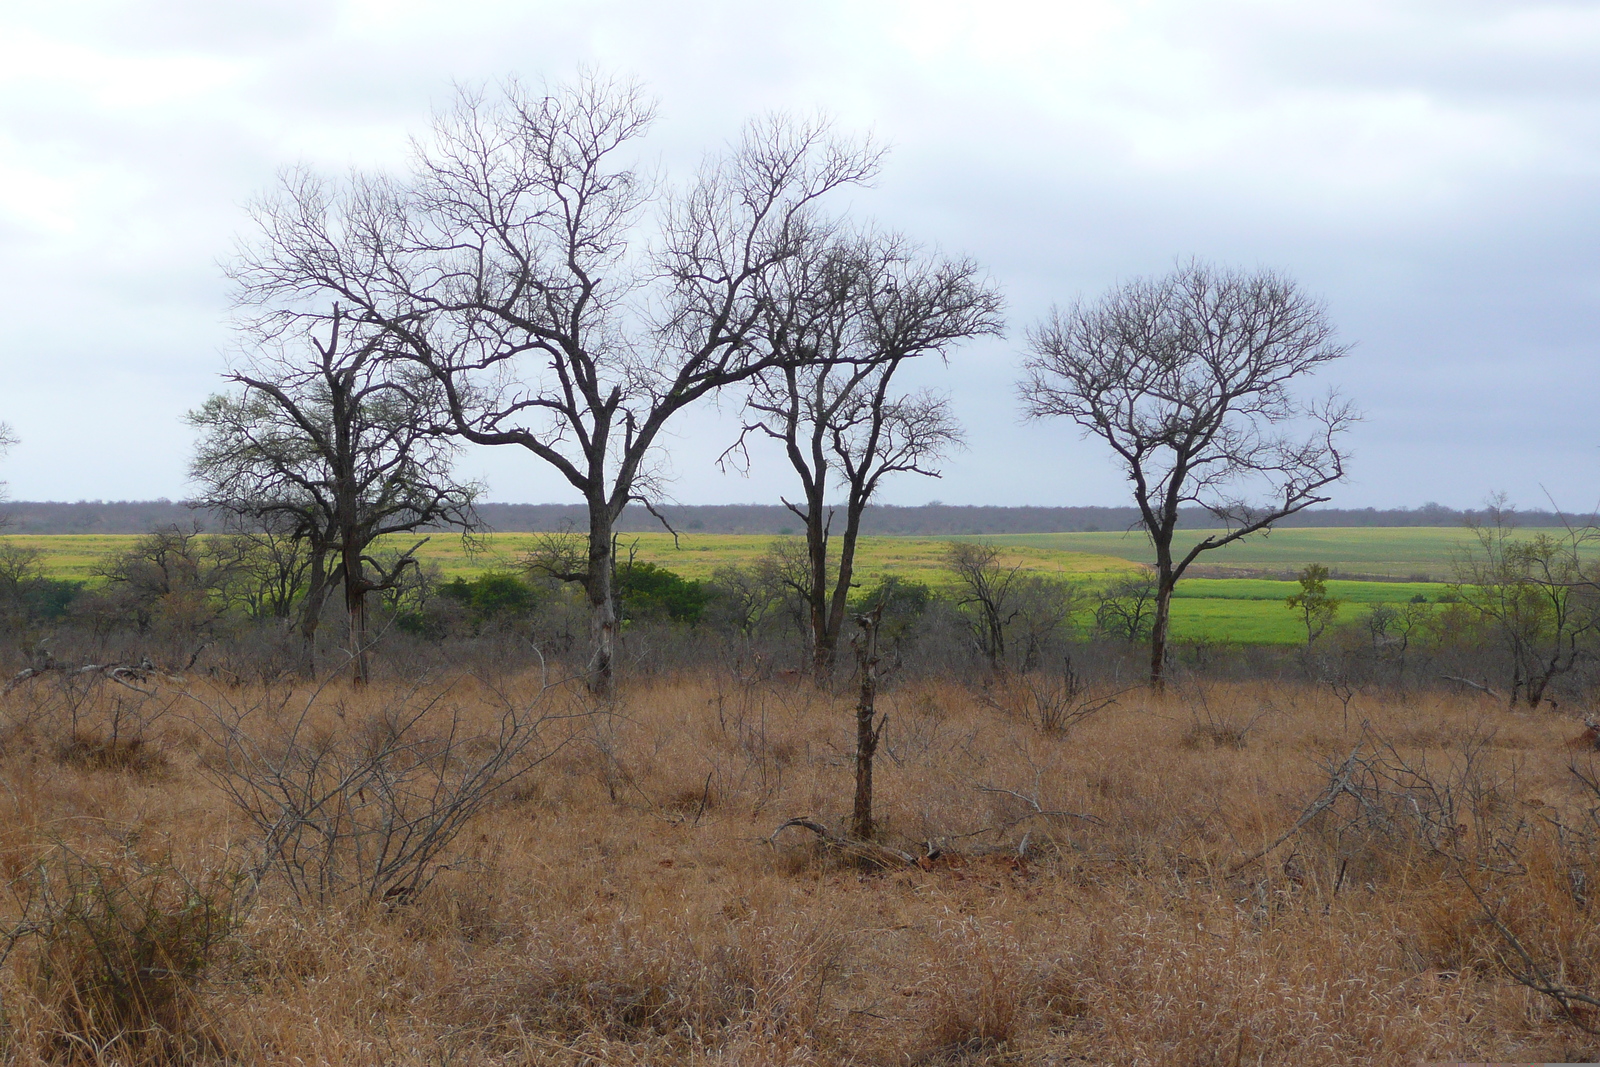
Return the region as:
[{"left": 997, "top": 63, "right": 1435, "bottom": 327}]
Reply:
[
  {"left": 0, "top": 526, "right": 1536, "bottom": 645},
  {"left": 967, "top": 526, "right": 1594, "bottom": 581}
]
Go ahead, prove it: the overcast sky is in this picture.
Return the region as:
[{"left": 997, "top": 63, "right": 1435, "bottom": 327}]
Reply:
[{"left": 1, "top": 0, "right": 1596, "bottom": 511}]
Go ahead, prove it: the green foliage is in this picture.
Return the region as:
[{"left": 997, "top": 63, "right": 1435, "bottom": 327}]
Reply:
[
  {"left": 441, "top": 572, "right": 538, "bottom": 621},
  {"left": 21, "top": 579, "right": 84, "bottom": 620},
  {"left": 0, "top": 543, "right": 84, "bottom": 633},
  {"left": 617, "top": 561, "right": 709, "bottom": 624},
  {"left": 1286, "top": 563, "right": 1342, "bottom": 646}
]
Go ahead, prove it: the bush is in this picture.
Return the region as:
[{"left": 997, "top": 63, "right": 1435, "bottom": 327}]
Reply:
[
  {"left": 201, "top": 682, "right": 566, "bottom": 904},
  {"left": 618, "top": 561, "right": 709, "bottom": 625},
  {"left": 4, "top": 849, "right": 240, "bottom": 1062},
  {"left": 439, "top": 572, "right": 539, "bottom": 627},
  {"left": 850, "top": 575, "right": 933, "bottom": 652}
]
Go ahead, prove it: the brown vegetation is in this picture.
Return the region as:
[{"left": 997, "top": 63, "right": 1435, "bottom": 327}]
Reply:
[{"left": 0, "top": 668, "right": 1597, "bottom": 1064}]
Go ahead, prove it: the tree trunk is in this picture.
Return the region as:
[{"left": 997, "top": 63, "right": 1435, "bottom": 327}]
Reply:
[
  {"left": 987, "top": 603, "right": 1006, "bottom": 676},
  {"left": 341, "top": 539, "right": 370, "bottom": 687},
  {"left": 587, "top": 503, "right": 617, "bottom": 696},
  {"left": 347, "top": 584, "right": 369, "bottom": 686},
  {"left": 298, "top": 550, "right": 329, "bottom": 680},
  {"left": 851, "top": 607, "right": 884, "bottom": 841},
  {"left": 822, "top": 500, "right": 867, "bottom": 684},
  {"left": 1149, "top": 578, "right": 1174, "bottom": 690},
  {"left": 806, "top": 504, "right": 831, "bottom": 683}
]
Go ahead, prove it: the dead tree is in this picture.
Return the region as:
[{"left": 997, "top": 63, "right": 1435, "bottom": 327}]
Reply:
[
  {"left": 1019, "top": 260, "right": 1357, "bottom": 687},
  {"left": 727, "top": 230, "right": 1001, "bottom": 680},
  {"left": 851, "top": 604, "right": 886, "bottom": 841},
  {"left": 189, "top": 307, "right": 479, "bottom": 683},
  {"left": 231, "top": 75, "right": 880, "bottom": 694}
]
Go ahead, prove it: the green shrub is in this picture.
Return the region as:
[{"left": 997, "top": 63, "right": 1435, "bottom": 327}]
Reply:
[
  {"left": 617, "top": 562, "right": 708, "bottom": 624},
  {"left": 440, "top": 572, "right": 538, "bottom": 621}
]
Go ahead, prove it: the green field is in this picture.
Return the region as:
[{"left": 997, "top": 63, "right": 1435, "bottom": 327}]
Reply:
[
  {"left": 970, "top": 526, "right": 1593, "bottom": 581},
  {"left": 0, "top": 527, "right": 1524, "bottom": 645}
]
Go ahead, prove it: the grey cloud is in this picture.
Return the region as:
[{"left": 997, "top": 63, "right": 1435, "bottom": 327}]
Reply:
[{"left": 0, "top": 0, "right": 1595, "bottom": 510}]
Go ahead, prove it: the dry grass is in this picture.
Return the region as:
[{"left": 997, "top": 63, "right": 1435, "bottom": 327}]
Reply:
[{"left": 0, "top": 667, "right": 1594, "bottom": 1064}]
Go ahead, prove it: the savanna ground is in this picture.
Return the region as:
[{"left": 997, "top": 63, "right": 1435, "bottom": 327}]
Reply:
[{"left": 3, "top": 661, "right": 1600, "bottom": 1065}]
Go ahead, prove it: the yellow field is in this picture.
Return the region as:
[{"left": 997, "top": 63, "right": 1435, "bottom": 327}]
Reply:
[{"left": 0, "top": 532, "right": 1143, "bottom": 588}]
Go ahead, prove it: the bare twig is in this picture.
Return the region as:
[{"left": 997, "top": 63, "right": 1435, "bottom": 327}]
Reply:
[
  {"left": 972, "top": 785, "right": 1104, "bottom": 830},
  {"left": 1439, "top": 674, "right": 1500, "bottom": 700},
  {"left": 1231, "top": 741, "right": 1364, "bottom": 873},
  {"left": 768, "top": 817, "right": 917, "bottom": 868}
]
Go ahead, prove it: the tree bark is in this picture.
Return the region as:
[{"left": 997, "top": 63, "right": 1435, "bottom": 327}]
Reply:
[
  {"left": 821, "top": 494, "right": 869, "bottom": 682},
  {"left": 1149, "top": 549, "right": 1176, "bottom": 690},
  {"left": 806, "top": 501, "right": 831, "bottom": 682},
  {"left": 851, "top": 607, "right": 885, "bottom": 841},
  {"left": 344, "top": 541, "right": 369, "bottom": 687},
  {"left": 587, "top": 502, "right": 618, "bottom": 697},
  {"left": 298, "top": 548, "right": 330, "bottom": 680}
]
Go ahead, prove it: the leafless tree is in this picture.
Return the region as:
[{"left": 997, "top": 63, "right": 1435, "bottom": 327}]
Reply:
[
  {"left": 91, "top": 525, "right": 243, "bottom": 654},
  {"left": 1094, "top": 572, "right": 1158, "bottom": 643},
  {"left": 1450, "top": 499, "right": 1600, "bottom": 708},
  {"left": 726, "top": 231, "right": 1002, "bottom": 679},
  {"left": 231, "top": 75, "right": 880, "bottom": 694},
  {"left": 189, "top": 308, "right": 479, "bottom": 683},
  {"left": 945, "top": 541, "right": 1024, "bottom": 675},
  {"left": 0, "top": 422, "right": 15, "bottom": 529},
  {"left": 1019, "top": 260, "right": 1357, "bottom": 687},
  {"left": 214, "top": 521, "right": 315, "bottom": 623}
]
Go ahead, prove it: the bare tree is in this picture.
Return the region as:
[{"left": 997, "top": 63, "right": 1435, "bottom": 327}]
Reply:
[
  {"left": 189, "top": 308, "right": 479, "bottom": 683},
  {"left": 727, "top": 231, "right": 1002, "bottom": 679},
  {"left": 0, "top": 422, "right": 15, "bottom": 529},
  {"left": 945, "top": 541, "right": 1024, "bottom": 675},
  {"left": 1019, "top": 260, "right": 1357, "bottom": 687},
  {"left": 215, "top": 521, "right": 315, "bottom": 623},
  {"left": 231, "top": 75, "right": 880, "bottom": 694},
  {"left": 1094, "top": 572, "right": 1157, "bottom": 643},
  {"left": 91, "top": 524, "right": 242, "bottom": 651},
  {"left": 1450, "top": 500, "right": 1600, "bottom": 708}
]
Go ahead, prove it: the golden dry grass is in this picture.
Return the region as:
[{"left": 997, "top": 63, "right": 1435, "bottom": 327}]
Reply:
[{"left": 0, "top": 667, "right": 1596, "bottom": 1064}]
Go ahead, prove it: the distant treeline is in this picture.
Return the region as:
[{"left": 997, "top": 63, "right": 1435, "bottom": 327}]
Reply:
[{"left": 0, "top": 499, "right": 1581, "bottom": 536}]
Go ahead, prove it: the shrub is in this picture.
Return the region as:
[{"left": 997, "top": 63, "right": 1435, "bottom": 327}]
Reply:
[
  {"left": 618, "top": 562, "right": 709, "bottom": 625},
  {"left": 201, "top": 682, "right": 566, "bottom": 904},
  {"left": 4, "top": 849, "right": 240, "bottom": 1062},
  {"left": 439, "top": 572, "right": 539, "bottom": 627}
]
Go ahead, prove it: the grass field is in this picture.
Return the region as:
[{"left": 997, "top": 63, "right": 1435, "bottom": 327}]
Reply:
[
  {"left": 0, "top": 671, "right": 1593, "bottom": 1063},
  {"left": 0, "top": 532, "right": 1145, "bottom": 586},
  {"left": 971, "top": 526, "right": 1594, "bottom": 580},
  {"left": 0, "top": 528, "right": 1517, "bottom": 645}
]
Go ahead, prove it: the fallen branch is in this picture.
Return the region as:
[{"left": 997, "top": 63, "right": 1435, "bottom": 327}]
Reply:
[
  {"left": 767, "top": 817, "right": 917, "bottom": 868},
  {"left": 1455, "top": 869, "right": 1600, "bottom": 1034},
  {"left": 1231, "top": 741, "right": 1364, "bottom": 873},
  {"left": 972, "top": 785, "right": 1104, "bottom": 831},
  {"left": 5, "top": 660, "right": 165, "bottom": 696},
  {"left": 1439, "top": 674, "right": 1500, "bottom": 700}
]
